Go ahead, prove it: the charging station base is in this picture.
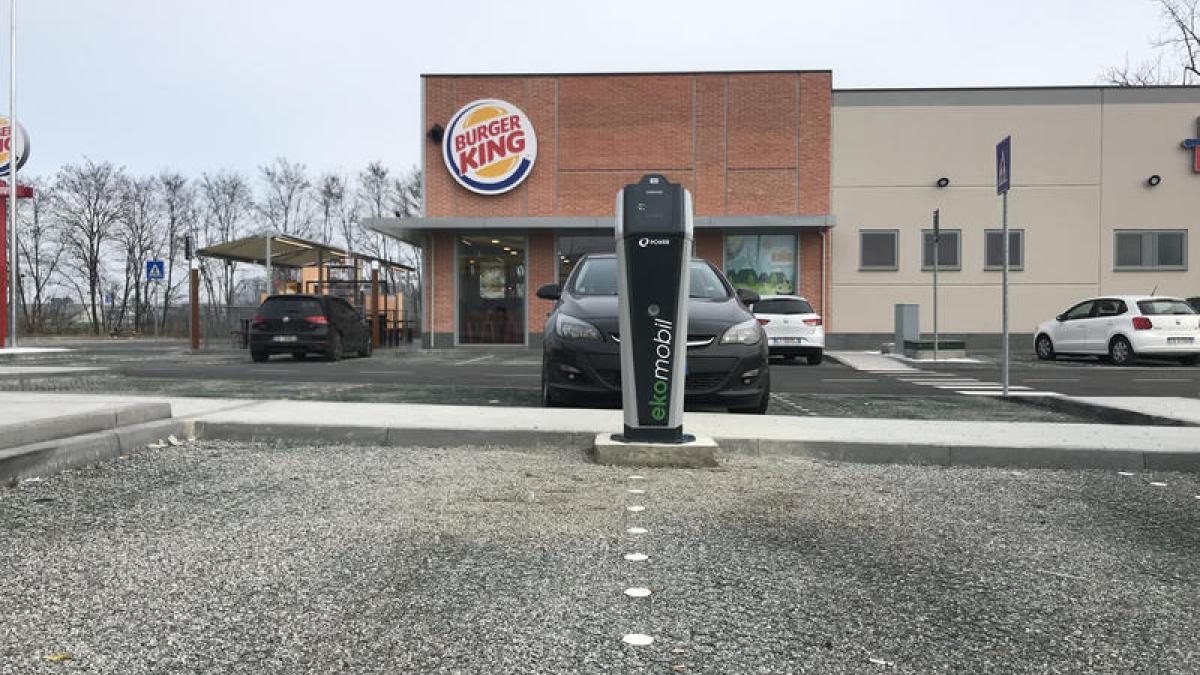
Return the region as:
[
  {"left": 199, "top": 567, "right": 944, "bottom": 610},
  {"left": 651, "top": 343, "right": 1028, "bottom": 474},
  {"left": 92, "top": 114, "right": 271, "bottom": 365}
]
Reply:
[{"left": 592, "top": 433, "right": 719, "bottom": 468}]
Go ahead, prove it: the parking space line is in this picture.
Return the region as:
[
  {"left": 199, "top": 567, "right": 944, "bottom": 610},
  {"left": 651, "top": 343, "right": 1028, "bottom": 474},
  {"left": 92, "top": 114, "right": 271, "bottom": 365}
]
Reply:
[
  {"left": 453, "top": 355, "right": 495, "bottom": 366},
  {"left": 1022, "top": 378, "right": 1080, "bottom": 382},
  {"left": 820, "top": 378, "right": 878, "bottom": 383}
]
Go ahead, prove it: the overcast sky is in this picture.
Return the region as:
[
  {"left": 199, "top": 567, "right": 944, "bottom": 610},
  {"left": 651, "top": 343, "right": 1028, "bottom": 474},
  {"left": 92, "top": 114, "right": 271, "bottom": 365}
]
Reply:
[{"left": 7, "top": 0, "right": 1168, "bottom": 181}]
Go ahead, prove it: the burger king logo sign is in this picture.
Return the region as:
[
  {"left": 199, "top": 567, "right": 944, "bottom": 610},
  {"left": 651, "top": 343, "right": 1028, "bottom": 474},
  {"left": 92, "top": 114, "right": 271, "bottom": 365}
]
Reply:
[{"left": 443, "top": 99, "right": 537, "bottom": 195}]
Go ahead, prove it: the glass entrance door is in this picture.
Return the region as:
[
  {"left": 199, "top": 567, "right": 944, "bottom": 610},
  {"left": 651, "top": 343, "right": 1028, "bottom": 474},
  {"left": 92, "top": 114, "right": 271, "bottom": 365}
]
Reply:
[{"left": 457, "top": 235, "right": 527, "bottom": 345}]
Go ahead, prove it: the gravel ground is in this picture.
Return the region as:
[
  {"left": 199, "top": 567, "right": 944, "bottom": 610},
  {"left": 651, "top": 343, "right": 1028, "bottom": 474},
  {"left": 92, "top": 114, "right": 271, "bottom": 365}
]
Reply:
[{"left": 2, "top": 443, "right": 1199, "bottom": 674}]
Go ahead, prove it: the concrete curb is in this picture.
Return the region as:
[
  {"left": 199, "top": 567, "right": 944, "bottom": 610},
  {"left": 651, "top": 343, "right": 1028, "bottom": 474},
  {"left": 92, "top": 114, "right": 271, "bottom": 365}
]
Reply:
[
  {"left": 0, "top": 402, "right": 173, "bottom": 451},
  {"left": 1010, "top": 395, "right": 1196, "bottom": 428},
  {"left": 1, "top": 418, "right": 185, "bottom": 485},
  {"left": 188, "top": 420, "right": 1200, "bottom": 472}
]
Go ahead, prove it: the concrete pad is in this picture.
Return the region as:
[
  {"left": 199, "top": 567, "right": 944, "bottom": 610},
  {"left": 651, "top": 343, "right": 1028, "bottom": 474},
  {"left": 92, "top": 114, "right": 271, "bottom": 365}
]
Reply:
[
  {"left": 593, "top": 433, "right": 718, "bottom": 468},
  {"left": 0, "top": 402, "right": 171, "bottom": 451}
]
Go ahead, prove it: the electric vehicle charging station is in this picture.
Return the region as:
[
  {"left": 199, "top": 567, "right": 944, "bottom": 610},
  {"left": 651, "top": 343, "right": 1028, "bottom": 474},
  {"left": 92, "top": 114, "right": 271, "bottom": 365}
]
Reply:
[{"left": 614, "top": 175, "right": 694, "bottom": 444}]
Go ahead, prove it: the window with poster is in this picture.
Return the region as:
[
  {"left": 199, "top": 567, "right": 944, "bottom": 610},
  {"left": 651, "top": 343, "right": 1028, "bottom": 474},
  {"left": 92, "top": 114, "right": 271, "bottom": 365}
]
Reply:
[{"left": 723, "top": 234, "right": 797, "bottom": 295}]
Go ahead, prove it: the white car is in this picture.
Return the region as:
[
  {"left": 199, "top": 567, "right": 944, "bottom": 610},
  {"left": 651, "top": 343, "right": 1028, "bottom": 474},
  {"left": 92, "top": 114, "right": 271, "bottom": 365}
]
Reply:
[
  {"left": 1034, "top": 295, "right": 1200, "bottom": 366},
  {"left": 750, "top": 294, "right": 825, "bottom": 365}
]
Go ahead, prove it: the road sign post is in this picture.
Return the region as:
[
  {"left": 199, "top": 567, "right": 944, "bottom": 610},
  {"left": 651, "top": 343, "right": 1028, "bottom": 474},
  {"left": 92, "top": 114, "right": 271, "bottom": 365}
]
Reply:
[
  {"left": 996, "top": 136, "right": 1012, "bottom": 397},
  {"left": 932, "top": 209, "right": 940, "bottom": 362}
]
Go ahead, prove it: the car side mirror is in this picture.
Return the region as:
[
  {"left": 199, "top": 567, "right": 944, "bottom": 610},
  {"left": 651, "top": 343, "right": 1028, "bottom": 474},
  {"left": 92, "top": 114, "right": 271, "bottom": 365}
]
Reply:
[
  {"left": 736, "top": 288, "right": 760, "bottom": 306},
  {"left": 536, "top": 283, "right": 561, "bottom": 301},
  {"left": 1056, "top": 314, "right": 1066, "bottom": 322}
]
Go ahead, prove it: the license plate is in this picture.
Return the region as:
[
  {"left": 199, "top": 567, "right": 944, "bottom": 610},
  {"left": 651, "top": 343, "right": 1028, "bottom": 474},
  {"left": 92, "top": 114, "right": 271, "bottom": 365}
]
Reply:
[
  {"left": 1168, "top": 336, "right": 1194, "bottom": 345},
  {"left": 273, "top": 335, "right": 298, "bottom": 343},
  {"left": 770, "top": 337, "right": 804, "bottom": 345}
]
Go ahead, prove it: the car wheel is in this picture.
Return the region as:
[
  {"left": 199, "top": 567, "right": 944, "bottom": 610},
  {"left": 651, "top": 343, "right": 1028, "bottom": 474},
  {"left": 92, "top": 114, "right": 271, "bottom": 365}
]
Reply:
[
  {"left": 251, "top": 348, "right": 268, "bottom": 363},
  {"left": 292, "top": 352, "right": 307, "bottom": 361},
  {"left": 731, "top": 372, "right": 770, "bottom": 414},
  {"left": 327, "top": 332, "right": 343, "bottom": 362},
  {"left": 359, "top": 338, "right": 372, "bottom": 358},
  {"left": 1180, "top": 355, "right": 1197, "bottom": 366},
  {"left": 1035, "top": 334, "right": 1056, "bottom": 361},
  {"left": 541, "top": 358, "right": 563, "bottom": 407},
  {"left": 1109, "top": 336, "right": 1134, "bottom": 366},
  {"left": 806, "top": 351, "right": 823, "bottom": 366}
]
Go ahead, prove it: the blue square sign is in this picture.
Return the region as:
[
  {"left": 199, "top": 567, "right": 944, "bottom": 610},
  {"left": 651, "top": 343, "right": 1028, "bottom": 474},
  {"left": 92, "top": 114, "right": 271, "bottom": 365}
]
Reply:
[
  {"left": 146, "top": 259, "right": 165, "bottom": 281},
  {"left": 996, "top": 136, "right": 1011, "bottom": 194}
]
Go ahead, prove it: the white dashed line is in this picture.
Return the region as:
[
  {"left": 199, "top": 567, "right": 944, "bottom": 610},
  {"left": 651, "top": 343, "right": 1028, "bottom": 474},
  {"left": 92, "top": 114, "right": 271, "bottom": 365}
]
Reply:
[
  {"left": 627, "top": 527, "right": 648, "bottom": 534},
  {"left": 1118, "top": 471, "right": 1136, "bottom": 476},
  {"left": 624, "top": 587, "right": 652, "bottom": 598},
  {"left": 629, "top": 475, "right": 645, "bottom": 480},
  {"left": 1149, "top": 481, "right": 1168, "bottom": 487},
  {"left": 821, "top": 378, "right": 878, "bottom": 383},
  {"left": 624, "top": 553, "right": 649, "bottom": 562},
  {"left": 622, "top": 634, "right": 654, "bottom": 646},
  {"left": 1132, "top": 378, "right": 1192, "bottom": 383},
  {"left": 628, "top": 489, "right": 645, "bottom": 494},
  {"left": 627, "top": 505, "right": 645, "bottom": 512}
]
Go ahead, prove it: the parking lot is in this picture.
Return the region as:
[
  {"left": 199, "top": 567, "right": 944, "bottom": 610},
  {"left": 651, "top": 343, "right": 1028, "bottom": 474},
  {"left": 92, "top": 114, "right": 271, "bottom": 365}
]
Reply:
[{"left": 2, "top": 440, "right": 1198, "bottom": 674}]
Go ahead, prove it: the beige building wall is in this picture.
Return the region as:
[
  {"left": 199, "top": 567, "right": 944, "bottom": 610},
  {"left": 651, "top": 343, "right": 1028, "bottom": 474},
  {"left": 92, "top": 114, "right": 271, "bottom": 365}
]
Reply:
[{"left": 831, "top": 87, "right": 1200, "bottom": 336}]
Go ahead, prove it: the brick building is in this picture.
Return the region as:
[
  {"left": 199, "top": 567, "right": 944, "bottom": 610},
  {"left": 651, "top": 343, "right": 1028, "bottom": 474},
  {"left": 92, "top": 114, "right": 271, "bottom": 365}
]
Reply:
[
  {"left": 372, "top": 70, "right": 835, "bottom": 348},
  {"left": 370, "top": 72, "right": 1200, "bottom": 348}
]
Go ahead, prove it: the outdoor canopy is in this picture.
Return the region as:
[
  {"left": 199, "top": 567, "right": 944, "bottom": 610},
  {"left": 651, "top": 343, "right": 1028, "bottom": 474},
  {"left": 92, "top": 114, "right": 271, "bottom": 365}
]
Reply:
[{"left": 196, "top": 234, "right": 413, "bottom": 272}]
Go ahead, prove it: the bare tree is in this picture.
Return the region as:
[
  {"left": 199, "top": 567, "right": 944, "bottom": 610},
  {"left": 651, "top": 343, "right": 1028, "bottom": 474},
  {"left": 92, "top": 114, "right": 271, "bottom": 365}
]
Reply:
[
  {"left": 159, "top": 171, "right": 196, "bottom": 328},
  {"left": 258, "top": 157, "right": 313, "bottom": 238},
  {"left": 54, "top": 160, "right": 127, "bottom": 334},
  {"left": 198, "top": 171, "right": 252, "bottom": 311},
  {"left": 357, "top": 161, "right": 392, "bottom": 261},
  {"left": 115, "top": 176, "right": 162, "bottom": 333},
  {"left": 1105, "top": 0, "right": 1200, "bottom": 85},
  {"left": 14, "top": 177, "right": 64, "bottom": 334},
  {"left": 314, "top": 173, "right": 346, "bottom": 246}
]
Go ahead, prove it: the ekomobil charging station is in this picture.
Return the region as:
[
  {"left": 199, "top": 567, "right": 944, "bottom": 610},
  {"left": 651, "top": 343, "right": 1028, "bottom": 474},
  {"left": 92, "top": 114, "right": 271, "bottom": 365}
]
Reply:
[
  {"left": 615, "top": 175, "right": 693, "bottom": 443},
  {"left": 594, "top": 175, "right": 718, "bottom": 467}
]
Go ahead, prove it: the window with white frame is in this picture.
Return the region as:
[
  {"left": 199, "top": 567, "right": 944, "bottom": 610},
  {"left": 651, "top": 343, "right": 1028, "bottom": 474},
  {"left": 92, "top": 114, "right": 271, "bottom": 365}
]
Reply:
[
  {"left": 985, "top": 229, "right": 1024, "bottom": 270},
  {"left": 859, "top": 230, "right": 898, "bottom": 270},
  {"left": 1114, "top": 230, "right": 1187, "bottom": 271},
  {"left": 921, "top": 229, "right": 961, "bottom": 270}
]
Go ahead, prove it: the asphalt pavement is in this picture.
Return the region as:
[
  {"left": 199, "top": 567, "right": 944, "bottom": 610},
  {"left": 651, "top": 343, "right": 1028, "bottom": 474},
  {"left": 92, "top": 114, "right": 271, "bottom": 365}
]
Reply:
[{"left": 2, "top": 440, "right": 1198, "bottom": 673}]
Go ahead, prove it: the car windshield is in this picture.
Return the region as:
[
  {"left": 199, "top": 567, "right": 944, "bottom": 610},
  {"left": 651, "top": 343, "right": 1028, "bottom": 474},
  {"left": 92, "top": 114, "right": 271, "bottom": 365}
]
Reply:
[
  {"left": 259, "top": 298, "right": 323, "bottom": 318},
  {"left": 569, "top": 257, "right": 730, "bottom": 299},
  {"left": 1137, "top": 299, "right": 1195, "bottom": 316},
  {"left": 752, "top": 298, "right": 814, "bottom": 315}
]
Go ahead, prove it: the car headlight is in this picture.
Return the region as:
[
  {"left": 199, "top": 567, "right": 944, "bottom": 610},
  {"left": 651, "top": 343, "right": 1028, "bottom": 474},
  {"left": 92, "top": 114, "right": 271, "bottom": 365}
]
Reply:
[
  {"left": 721, "top": 318, "right": 762, "bottom": 345},
  {"left": 556, "top": 314, "right": 603, "bottom": 341}
]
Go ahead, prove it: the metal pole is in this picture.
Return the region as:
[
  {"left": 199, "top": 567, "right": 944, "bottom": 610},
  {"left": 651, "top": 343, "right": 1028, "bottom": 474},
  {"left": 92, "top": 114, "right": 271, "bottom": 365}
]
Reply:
[
  {"left": 264, "top": 235, "right": 272, "bottom": 297},
  {"left": 7, "top": 0, "right": 16, "bottom": 348},
  {"left": 189, "top": 259, "right": 200, "bottom": 352},
  {"left": 932, "top": 209, "right": 939, "bottom": 362},
  {"left": 1001, "top": 192, "right": 1010, "bottom": 396},
  {"left": 371, "top": 264, "right": 380, "bottom": 348}
]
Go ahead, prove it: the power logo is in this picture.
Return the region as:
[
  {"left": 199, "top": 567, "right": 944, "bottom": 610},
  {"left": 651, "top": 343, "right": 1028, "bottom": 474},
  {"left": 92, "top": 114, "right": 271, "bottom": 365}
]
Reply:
[{"left": 442, "top": 99, "right": 538, "bottom": 195}]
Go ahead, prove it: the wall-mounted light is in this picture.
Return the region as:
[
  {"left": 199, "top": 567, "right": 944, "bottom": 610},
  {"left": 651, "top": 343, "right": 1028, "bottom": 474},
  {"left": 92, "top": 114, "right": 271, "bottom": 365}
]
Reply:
[
  {"left": 936, "top": 177, "right": 950, "bottom": 188},
  {"left": 427, "top": 124, "right": 445, "bottom": 143},
  {"left": 1147, "top": 174, "right": 1162, "bottom": 187}
]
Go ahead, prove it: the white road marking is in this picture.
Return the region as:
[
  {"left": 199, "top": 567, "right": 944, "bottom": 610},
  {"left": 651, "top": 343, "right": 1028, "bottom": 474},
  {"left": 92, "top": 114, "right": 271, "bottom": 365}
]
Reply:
[
  {"left": 627, "top": 505, "right": 645, "bottom": 512},
  {"left": 361, "top": 370, "right": 414, "bottom": 375},
  {"left": 624, "top": 587, "right": 652, "bottom": 597},
  {"left": 622, "top": 634, "right": 654, "bottom": 646},
  {"left": 627, "top": 489, "right": 645, "bottom": 494},
  {"left": 623, "top": 553, "right": 649, "bottom": 562},
  {"left": 626, "top": 527, "right": 648, "bottom": 534},
  {"left": 935, "top": 384, "right": 1031, "bottom": 390},
  {"left": 1149, "top": 481, "right": 1168, "bottom": 487},
  {"left": 1022, "top": 378, "right": 1080, "bottom": 382},
  {"left": 956, "top": 390, "right": 1056, "bottom": 396},
  {"left": 821, "top": 378, "right": 878, "bottom": 383},
  {"left": 1118, "top": 471, "right": 1136, "bottom": 476},
  {"left": 453, "top": 355, "right": 495, "bottom": 366},
  {"left": 629, "top": 475, "right": 645, "bottom": 480}
]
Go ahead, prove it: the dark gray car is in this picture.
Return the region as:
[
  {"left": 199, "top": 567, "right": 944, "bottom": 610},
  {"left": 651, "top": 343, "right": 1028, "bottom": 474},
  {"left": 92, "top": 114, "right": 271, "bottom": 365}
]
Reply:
[
  {"left": 537, "top": 254, "right": 769, "bottom": 414},
  {"left": 249, "top": 294, "right": 372, "bottom": 362}
]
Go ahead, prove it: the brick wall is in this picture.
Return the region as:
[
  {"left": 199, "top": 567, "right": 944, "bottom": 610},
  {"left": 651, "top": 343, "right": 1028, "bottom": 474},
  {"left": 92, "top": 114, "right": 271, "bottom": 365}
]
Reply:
[{"left": 425, "top": 71, "right": 831, "bottom": 219}]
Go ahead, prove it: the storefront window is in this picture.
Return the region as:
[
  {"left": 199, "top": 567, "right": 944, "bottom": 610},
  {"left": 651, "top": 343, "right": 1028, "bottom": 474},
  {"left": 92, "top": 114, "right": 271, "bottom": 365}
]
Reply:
[
  {"left": 723, "top": 234, "right": 797, "bottom": 294},
  {"left": 556, "top": 231, "right": 616, "bottom": 282},
  {"left": 457, "top": 235, "right": 526, "bottom": 344}
]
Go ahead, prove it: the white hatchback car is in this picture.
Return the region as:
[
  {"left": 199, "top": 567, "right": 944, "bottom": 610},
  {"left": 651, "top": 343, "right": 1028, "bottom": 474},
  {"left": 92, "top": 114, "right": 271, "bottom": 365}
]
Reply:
[
  {"left": 750, "top": 295, "right": 825, "bottom": 365},
  {"left": 1034, "top": 295, "right": 1200, "bottom": 366}
]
